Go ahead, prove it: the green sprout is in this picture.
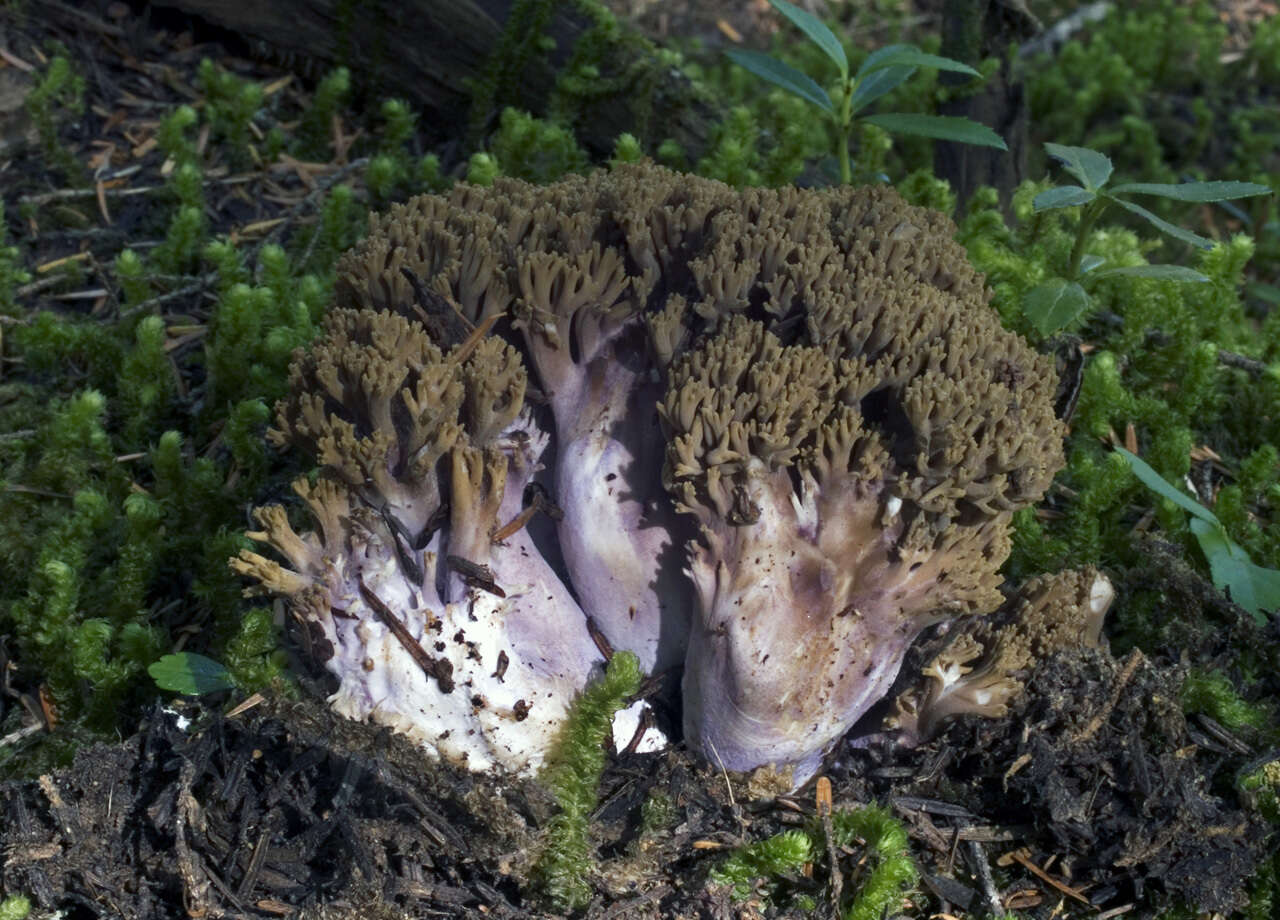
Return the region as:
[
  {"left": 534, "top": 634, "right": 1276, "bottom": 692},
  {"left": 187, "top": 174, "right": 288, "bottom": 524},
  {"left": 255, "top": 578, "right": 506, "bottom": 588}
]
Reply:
[
  {"left": 725, "top": 0, "right": 1005, "bottom": 185},
  {"left": 1024, "top": 144, "right": 1271, "bottom": 335},
  {"left": 1117, "top": 447, "right": 1280, "bottom": 623}
]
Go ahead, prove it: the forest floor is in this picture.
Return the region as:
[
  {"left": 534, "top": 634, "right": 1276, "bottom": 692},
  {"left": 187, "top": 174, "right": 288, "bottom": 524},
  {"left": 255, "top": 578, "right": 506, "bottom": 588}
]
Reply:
[{"left": 0, "top": 2, "right": 1275, "bottom": 918}]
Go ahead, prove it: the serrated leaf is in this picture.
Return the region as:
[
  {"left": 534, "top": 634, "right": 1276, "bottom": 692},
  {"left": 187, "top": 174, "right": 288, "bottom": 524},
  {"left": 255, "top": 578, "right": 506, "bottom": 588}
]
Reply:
[
  {"left": 149, "top": 652, "right": 237, "bottom": 695},
  {"left": 1022, "top": 279, "right": 1090, "bottom": 334},
  {"left": 861, "top": 113, "right": 1006, "bottom": 149},
  {"left": 855, "top": 44, "right": 980, "bottom": 79},
  {"left": 1108, "top": 180, "right": 1272, "bottom": 202},
  {"left": 1044, "top": 143, "right": 1113, "bottom": 191},
  {"left": 1109, "top": 196, "right": 1214, "bottom": 250},
  {"left": 1191, "top": 518, "right": 1280, "bottom": 624},
  {"left": 1033, "top": 185, "right": 1095, "bottom": 211},
  {"left": 850, "top": 65, "right": 916, "bottom": 113},
  {"left": 1094, "top": 264, "right": 1209, "bottom": 282},
  {"left": 1115, "top": 447, "right": 1219, "bottom": 525},
  {"left": 725, "top": 49, "right": 835, "bottom": 113},
  {"left": 769, "top": 0, "right": 847, "bottom": 78}
]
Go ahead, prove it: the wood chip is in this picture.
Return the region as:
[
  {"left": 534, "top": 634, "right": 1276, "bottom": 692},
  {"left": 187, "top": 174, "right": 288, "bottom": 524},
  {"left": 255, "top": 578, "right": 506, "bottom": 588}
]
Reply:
[
  {"left": 716, "top": 18, "right": 743, "bottom": 42},
  {"left": 0, "top": 47, "right": 35, "bottom": 72},
  {"left": 1005, "top": 849, "right": 1092, "bottom": 905},
  {"left": 36, "top": 252, "right": 90, "bottom": 274},
  {"left": 238, "top": 218, "right": 287, "bottom": 236},
  {"left": 262, "top": 75, "right": 293, "bottom": 96}
]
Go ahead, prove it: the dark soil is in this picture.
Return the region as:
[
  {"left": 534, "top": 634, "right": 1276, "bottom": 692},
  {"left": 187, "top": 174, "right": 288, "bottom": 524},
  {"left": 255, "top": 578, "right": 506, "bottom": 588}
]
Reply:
[{"left": 2, "top": 636, "right": 1270, "bottom": 918}]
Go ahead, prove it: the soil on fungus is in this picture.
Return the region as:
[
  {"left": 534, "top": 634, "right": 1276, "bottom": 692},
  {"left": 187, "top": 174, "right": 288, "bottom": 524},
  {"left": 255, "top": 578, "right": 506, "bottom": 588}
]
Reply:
[{"left": 1, "top": 2, "right": 1277, "bottom": 918}]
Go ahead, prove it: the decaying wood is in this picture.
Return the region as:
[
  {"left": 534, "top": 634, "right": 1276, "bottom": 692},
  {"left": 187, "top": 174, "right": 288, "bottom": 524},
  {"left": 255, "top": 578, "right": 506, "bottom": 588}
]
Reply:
[
  {"left": 150, "top": 0, "right": 719, "bottom": 160},
  {"left": 934, "top": 0, "right": 1041, "bottom": 213}
]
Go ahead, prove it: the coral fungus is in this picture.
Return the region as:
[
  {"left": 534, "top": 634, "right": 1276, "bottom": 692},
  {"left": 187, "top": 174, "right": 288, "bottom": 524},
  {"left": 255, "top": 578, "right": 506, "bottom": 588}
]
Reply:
[
  {"left": 236, "top": 163, "right": 1073, "bottom": 782},
  {"left": 232, "top": 308, "right": 602, "bottom": 773},
  {"left": 889, "top": 567, "right": 1115, "bottom": 745}
]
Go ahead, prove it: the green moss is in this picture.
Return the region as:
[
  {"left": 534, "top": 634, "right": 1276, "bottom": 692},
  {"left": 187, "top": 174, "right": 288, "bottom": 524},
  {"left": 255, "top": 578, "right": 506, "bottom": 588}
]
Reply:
[
  {"left": 711, "top": 828, "right": 812, "bottom": 900},
  {"left": 296, "top": 67, "right": 351, "bottom": 157},
  {"left": 467, "top": 0, "right": 562, "bottom": 142},
  {"left": 610, "top": 132, "right": 643, "bottom": 167},
  {"left": 637, "top": 788, "right": 674, "bottom": 836},
  {"left": 196, "top": 59, "right": 265, "bottom": 164},
  {"left": 158, "top": 104, "right": 199, "bottom": 164},
  {"left": 710, "top": 803, "right": 917, "bottom": 920},
  {"left": 113, "top": 249, "right": 151, "bottom": 308},
  {"left": 0, "top": 203, "right": 30, "bottom": 316},
  {"left": 958, "top": 180, "right": 1278, "bottom": 602},
  {"left": 534, "top": 651, "right": 642, "bottom": 911},
  {"left": 489, "top": 107, "right": 588, "bottom": 183},
  {"left": 25, "top": 48, "right": 86, "bottom": 185},
  {"left": 1023, "top": 0, "right": 1276, "bottom": 211},
  {"left": 466, "top": 151, "right": 499, "bottom": 186},
  {"left": 0, "top": 895, "right": 31, "bottom": 920},
  {"left": 152, "top": 205, "right": 208, "bottom": 275},
  {"left": 1246, "top": 860, "right": 1278, "bottom": 920},
  {"left": 1181, "top": 669, "right": 1272, "bottom": 734},
  {"left": 696, "top": 105, "right": 763, "bottom": 188}
]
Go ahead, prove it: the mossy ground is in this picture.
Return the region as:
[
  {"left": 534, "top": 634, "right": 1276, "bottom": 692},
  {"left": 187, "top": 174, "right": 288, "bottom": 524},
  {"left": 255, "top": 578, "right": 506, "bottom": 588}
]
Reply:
[{"left": 0, "top": 1, "right": 1277, "bottom": 917}]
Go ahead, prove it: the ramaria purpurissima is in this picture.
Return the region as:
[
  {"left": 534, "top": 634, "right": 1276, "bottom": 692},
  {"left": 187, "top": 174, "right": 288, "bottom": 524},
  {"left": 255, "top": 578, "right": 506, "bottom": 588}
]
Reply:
[{"left": 234, "top": 163, "right": 1076, "bottom": 783}]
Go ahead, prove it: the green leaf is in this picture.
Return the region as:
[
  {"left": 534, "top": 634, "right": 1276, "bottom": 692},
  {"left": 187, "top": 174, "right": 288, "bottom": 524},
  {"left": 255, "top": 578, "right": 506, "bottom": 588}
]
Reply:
[
  {"left": 769, "top": 0, "right": 847, "bottom": 78},
  {"left": 1044, "top": 143, "right": 1113, "bottom": 191},
  {"left": 850, "top": 65, "right": 916, "bottom": 113},
  {"left": 149, "top": 652, "right": 237, "bottom": 695},
  {"left": 861, "top": 113, "right": 1006, "bottom": 149},
  {"left": 1093, "top": 264, "right": 1209, "bottom": 282},
  {"left": 1108, "top": 196, "right": 1214, "bottom": 250},
  {"left": 1022, "top": 279, "right": 1090, "bottom": 334},
  {"left": 1247, "top": 281, "right": 1280, "bottom": 305},
  {"left": 724, "top": 49, "right": 834, "bottom": 113},
  {"left": 856, "top": 44, "right": 980, "bottom": 79},
  {"left": 1079, "top": 254, "right": 1106, "bottom": 274},
  {"left": 1033, "top": 185, "right": 1095, "bottom": 211},
  {"left": 1118, "top": 447, "right": 1280, "bottom": 622},
  {"left": 1115, "top": 447, "right": 1219, "bottom": 525},
  {"left": 1108, "top": 180, "right": 1272, "bottom": 202},
  {"left": 1191, "top": 519, "right": 1280, "bottom": 624}
]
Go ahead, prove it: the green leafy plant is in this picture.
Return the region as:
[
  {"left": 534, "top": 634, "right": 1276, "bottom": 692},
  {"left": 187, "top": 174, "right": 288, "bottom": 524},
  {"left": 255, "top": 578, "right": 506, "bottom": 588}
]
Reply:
[
  {"left": 725, "top": 0, "right": 1004, "bottom": 184},
  {"left": 1023, "top": 144, "right": 1270, "bottom": 335},
  {"left": 148, "top": 652, "right": 237, "bottom": 695},
  {"left": 1117, "top": 447, "right": 1280, "bottom": 623}
]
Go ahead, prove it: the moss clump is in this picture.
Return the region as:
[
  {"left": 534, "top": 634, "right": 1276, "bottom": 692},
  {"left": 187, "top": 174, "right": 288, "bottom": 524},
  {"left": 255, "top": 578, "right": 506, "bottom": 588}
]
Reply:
[
  {"left": 0, "top": 894, "right": 31, "bottom": 920},
  {"left": 1181, "top": 669, "right": 1273, "bottom": 736},
  {"left": 711, "top": 803, "right": 917, "bottom": 920},
  {"left": 25, "top": 48, "right": 86, "bottom": 185},
  {"left": 534, "top": 651, "right": 642, "bottom": 911}
]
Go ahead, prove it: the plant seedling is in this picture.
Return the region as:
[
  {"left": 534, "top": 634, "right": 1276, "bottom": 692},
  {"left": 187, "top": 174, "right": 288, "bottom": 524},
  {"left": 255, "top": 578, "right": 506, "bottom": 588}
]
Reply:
[
  {"left": 1116, "top": 447, "right": 1280, "bottom": 624},
  {"left": 725, "top": 0, "right": 1005, "bottom": 185},
  {"left": 1024, "top": 144, "right": 1271, "bottom": 335}
]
